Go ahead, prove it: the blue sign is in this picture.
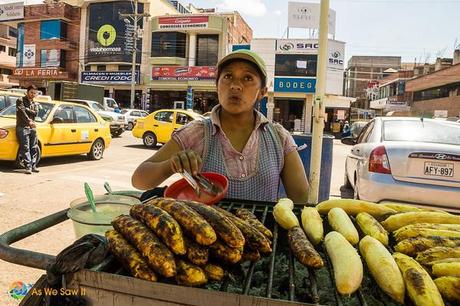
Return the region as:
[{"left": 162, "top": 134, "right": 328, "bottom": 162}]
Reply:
[
  {"left": 81, "top": 71, "right": 140, "bottom": 84},
  {"left": 186, "top": 86, "right": 193, "bottom": 109},
  {"left": 232, "top": 44, "right": 250, "bottom": 51},
  {"left": 274, "top": 77, "right": 316, "bottom": 93}
]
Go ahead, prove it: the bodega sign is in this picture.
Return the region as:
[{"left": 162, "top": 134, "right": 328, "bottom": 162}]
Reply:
[
  {"left": 81, "top": 71, "right": 140, "bottom": 84},
  {"left": 274, "top": 77, "right": 316, "bottom": 93}
]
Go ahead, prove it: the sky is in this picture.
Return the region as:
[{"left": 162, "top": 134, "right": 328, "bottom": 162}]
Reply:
[{"left": 20, "top": 0, "right": 460, "bottom": 65}]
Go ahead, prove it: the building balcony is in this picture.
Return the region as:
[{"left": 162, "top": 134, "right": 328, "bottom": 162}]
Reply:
[
  {"left": 0, "top": 74, "right": 19, "bottom": 87},
  {"left": 25, "top": 2, "right": 80, "bottom": 22},
  {"left": 0, "top": 52, "right": 16, "bottom": 68}
]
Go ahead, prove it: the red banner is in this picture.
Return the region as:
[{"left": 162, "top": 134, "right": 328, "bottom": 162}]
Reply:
[
  {"left": 158, "top": 16, "right": 209, "bottom": 30},
  {"left": 152, "top": 66, "right": 216, "bottom": 81}
]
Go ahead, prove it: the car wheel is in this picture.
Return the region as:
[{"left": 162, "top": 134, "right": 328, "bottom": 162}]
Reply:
[
  {"left": 111, "top": 130, "right": 123, "bottom": 137},
  {"left": 15, "top": 144, "right": 41, "bottom": 168},
  {"left": 88, "top": 139, "right": 105, "bottom": 160},
  {"left": 128, "top": 122, "right": 134, "bottom": 130},
  {"left": 143, "top": 132, "right": 157, "bottom": 148}
]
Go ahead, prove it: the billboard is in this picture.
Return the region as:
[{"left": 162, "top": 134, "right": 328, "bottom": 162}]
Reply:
[
  {"left": 152, "top": 66, "right": 216, "bottom": 81},
  {"left": 288, "top": 2, "right": 336, "bottom": 35},
  {"left": 274, "top": 77, "right": 316, "bottom": 93},
  {"left": 81, "top": 71, "right": 140, "bottom": 84},
  {"left": 158, "top": 16, "right": 209, "bottom": 30},
  {"left": 0, "top": 2, "right": 24, "bottom": 21},
  {"left": 87, "top": 1, "right": 143, "bottom": 63}
]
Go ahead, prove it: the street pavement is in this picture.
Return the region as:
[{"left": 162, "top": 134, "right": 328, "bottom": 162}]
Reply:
[{"left": 0, "top": 132, "right": 348, "bottom": 305}]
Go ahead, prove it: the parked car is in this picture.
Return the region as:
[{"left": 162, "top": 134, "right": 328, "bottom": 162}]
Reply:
[
  {"left": 132, "top": 109, "right": 203, "bottom": 148},
  {"left": 65, "top": 99, "right": 126, "bottom": 137},
  {"left": 0, "top": 100, "right": 111, "bottom": 166},
  {"left": 0, "top": 90, "right": 52, "bottom": 111},
  {"left": 350, "top": 121, "right": 369, "bottom": 139},
  {"left": 121, "top": 108, "right": 149, "bottom": 130},
  {"left": 103, "top": 97, "right": 119, "bottom": 112},
  {"left": 341, "top": 117, "right": 460, "bottom": 209}
]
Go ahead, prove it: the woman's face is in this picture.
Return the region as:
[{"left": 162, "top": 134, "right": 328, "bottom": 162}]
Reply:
[{"left": 217, "top": 61, "right": 267, "bottom": 115}]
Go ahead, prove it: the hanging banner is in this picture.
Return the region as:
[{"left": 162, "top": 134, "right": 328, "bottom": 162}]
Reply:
[
  {"left": 23, "top": 44, "right": 36, "bottom": 67},
  {"left": 41, "top": 49, "right": 61, "bottom": 67}
]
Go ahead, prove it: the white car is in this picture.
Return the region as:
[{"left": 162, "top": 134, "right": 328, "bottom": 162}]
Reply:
[
  {"left": 121, "top": 109, "right": 149, "bottom": 130},
  {"left": 342, "top": 117, "right": 460, "bottom": 210}
]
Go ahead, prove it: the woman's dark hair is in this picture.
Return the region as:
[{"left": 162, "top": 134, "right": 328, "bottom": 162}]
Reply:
[
  {"left": 216, "top": 59, "right": 267, "bottom": 88},
  {"left": 27, "top": 85, "right": 38, "bottom": 92}
]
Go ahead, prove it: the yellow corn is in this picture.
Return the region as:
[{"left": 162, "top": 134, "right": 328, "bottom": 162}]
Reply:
[
  {"left": 301, "top": 207, "right": 323, "bottom": 245},
  {"left": 356, "top": 212, "right": 388, "bottom": 246},
  {"left": 328, "top": 207, "right": 359, "bottom": 245}
]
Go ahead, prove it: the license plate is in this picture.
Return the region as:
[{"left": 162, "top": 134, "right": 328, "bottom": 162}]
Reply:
[{"left": 424, "top": 162, "right": 454, "bottom": 177}]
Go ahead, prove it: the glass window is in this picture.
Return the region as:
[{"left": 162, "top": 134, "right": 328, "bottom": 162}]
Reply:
[
  {"left": 141, "top": 111, "right": 149, "bottom": 117},
  {"left": 357, "top": 122, "right": 373, "bottom": 143},
  {"left": 154, "top": 111, "right": 173, "bottom": 123},
  {"left": 151, "top": 32, "right": 186, "bottom": 57},
  {"left": 275, "top": 54, "right": 317, "bottom": 77},
  {"left": 97, "top": 65, "right": 105, "bottom": 71},
  {"left": 176, "top": 113, "right": 193, "bottom": 125},
  {"left": 9, "top": 26, "right": 18, "bottom": 38},
  {"left": 40, "top": 20, "right": 64, "bottom": 40},
  {"left": 0, "top": 95, "right": 6, "bottom": 110},
  {"left": 384, "top": 120, "right": 460, "bottom": 145},
  {"left": 8, "top": 47, "right": 16, "bottom": 57},
  {"left": 131, "top": 111, "right": 141, "bottom": 117},
  {"left": 196, "top": 34, "right": 218, "bottom": 66},
  {"left": 0, "top": 45, "right": 5, "bottom": 52},
  {"left": 90, "top": 102, "right": 105, "bottom": 112},
  {"left": 36, "top": 103, "right": 54, "bottom": 122},
  {"left": 118, "top": 65, "right": 132, "bottom": 71},
  {"left": 85, "top": 65, "right": 91, "bottom": 71},
  {"left": 74, "top": 106, "right": 97, "bottom": 123},
  {"left": 54, "top": 105, "right": 75, "bottom": 123}
]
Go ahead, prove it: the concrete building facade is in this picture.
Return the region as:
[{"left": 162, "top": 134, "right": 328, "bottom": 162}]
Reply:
[{"left": 0, "top": 25, "right": 19, "bottom": 88}]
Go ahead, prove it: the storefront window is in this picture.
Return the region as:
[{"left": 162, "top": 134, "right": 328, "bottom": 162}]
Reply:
[
  {"left": 40, "top": 20, "right": 66, "bottom": 40},
  {"left": 196, "top": 34, "right": 219, "bottom": 66},
  {"left": 275, "top": 54, "right": 317, "bottom": 77},
  {"left": 151, "top": 32, "right": 186, "bottom": 58}
]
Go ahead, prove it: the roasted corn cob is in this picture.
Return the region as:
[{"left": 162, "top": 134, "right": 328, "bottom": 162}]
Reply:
[
  {"left": 356, "top": 212, "right": 388, "bottom": 246},
  {"left": 203, "top": 263, "right": 225, "bottom": 281},
  {"left": 316, "top": 199, "right": 396, "bottom": 219},
  {"left": 130, "top": 204, "right": 186, "bottom": 255},
  {"left": 288, "top": 226, "right": 324, "bottom": 268},
  {"left": 209, "top": 240, "right": 242, "bottom": 264},
  {"left": 175, "top": 259, "right": 207, "bottom": 287},
  {"left": 183, "top": 235, "right": 209, "bottom": 266},
  {"left": 235, "top": 208, "right": 273, "bottom": 239},
  {"left": 381, "top": 212, "right": 460, "bottom": 232},
  {"left": 147, "top": 197, "right": 217, "bottom": 246},
  {"left": 301, "top": 207, "right": 323, "bottom": 245},
  {"left": 434, "top": 276, "right": 460, "bottom": 303},
  {"left": 393, "top": 252, "right": 444, "bottom": 306},
  {"left": 324, "top": 231, "right": 363, "bottom": 295},
  {"left": 112, "top": 215, "right": 176, "bottom": 277},
  {"left": 215, "top": 207, "right": 272, "bottom": 254},
  {"left": 328, "top": 207, "right": 359, "bottom": 245},
  {"left": 416, "top": 247, "right": 460, "bottom": 265},
  {"left": 394, "top": 228, "right": 460, "bottom": 242},
  {"left": 432, "top": 262, "right": 460, "bottom": 277},
  {"left": 359, "top": 236, "right": 405, "bottom": 304},
  {"left": 394, "top": 237, "right": 460, "bottom": 256},
  {"left": 105, "top": 230, "right": 157, "bottom": 282},
  {"left": 184, "top": 200, "right": 245, "bottom": 249}
]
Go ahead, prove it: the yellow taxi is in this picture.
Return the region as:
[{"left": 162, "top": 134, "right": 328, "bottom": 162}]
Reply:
[
  {"left": 132, "top": 109, "right": 203, "bottom": 147},
  {"left": 0, "top": 99, "right": 111, "bottom": 166}
]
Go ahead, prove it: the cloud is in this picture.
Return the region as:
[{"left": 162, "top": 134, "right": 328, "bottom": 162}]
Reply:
[{"left": 217, "top": 0, "right": 267, "bottom": 17}]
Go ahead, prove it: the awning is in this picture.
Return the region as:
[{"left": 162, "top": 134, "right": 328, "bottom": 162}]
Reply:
[{"left": 324, "top": 95, "right": 356, "bottom": 108}]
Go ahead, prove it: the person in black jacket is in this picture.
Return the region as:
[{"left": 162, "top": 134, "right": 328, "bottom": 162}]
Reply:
[{"left": 16, "top": 85, "right": 39, "bottom": 174}]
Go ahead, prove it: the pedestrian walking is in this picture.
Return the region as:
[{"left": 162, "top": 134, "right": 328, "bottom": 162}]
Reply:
[{"left": 16, "top": 85, "right": 40, "bottom": 174}]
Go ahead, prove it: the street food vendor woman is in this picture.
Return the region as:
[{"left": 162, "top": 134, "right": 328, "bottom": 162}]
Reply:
[{"left": 132, "top": 50, "right": 309, "bottom": 203}]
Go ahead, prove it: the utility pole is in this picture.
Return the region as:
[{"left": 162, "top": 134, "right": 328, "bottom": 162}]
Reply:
[{"left": 119, "top": 0, "right": 149, "bottom": 109}]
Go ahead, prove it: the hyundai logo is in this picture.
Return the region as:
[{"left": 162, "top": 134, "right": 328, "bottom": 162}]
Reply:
[
  {"left": 280, "top": 43, "right": 294, "bottom": 51},
  {"left": 434, "top": 154, "right": 448, "bottom": 160}
]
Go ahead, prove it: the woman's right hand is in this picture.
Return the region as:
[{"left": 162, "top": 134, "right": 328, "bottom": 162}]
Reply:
[{"left": 169, "top": 149, "right": 202, "bottom": 175}]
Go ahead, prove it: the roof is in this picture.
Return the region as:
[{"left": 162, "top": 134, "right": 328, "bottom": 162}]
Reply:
[{"left": 406, "top": 63, "right": 460, "bottom": 92}]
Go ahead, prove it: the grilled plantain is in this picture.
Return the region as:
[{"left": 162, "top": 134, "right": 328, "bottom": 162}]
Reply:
[
  {"left": 394, "top": 237, "right": 460, "bottom": 256},
  {"left": 130, "top": 204, "right": 186, "bottom": 255},
  {"left": 209, "top": 240, "right": 242, "bottom": 264},
  {"left": 393, "top": 252, "right": 444, "bottom": 306},
  {"left": 175, "top": 259, "right": 208, "bottom": 287},
  {"left": 235, "top": 208, "right": 273, "bottom": 239},
  {"left": 288, "top": 226, "right": 324, "bottom": 268},
  {"left": 394, "top": 228, "right": 460, "bottom": 242},
  {"left": 203, "top": 263, "right": 225, "bottom": 281},
  {"left": 184, "top": 200, "right": 245, "bottom": 249},
  {"left": 147, "top": 197, "right": 217, "bottom": 246},
  {"left": 416, "top": 247, "right": 460, "bottom": 265},
  {"left": 432, "top": 262, "right": 460, "bottom": 277},
  {"left": 356, "top": 212, "right": 388, "bottom": 246},
  {"left": 112, "top": 215, "right": 176, "bottom": 277},
  {"left": 105, "top": 230, "right": 157, "bottom": 282},
  {"left": 214, "top": 207, "right": 271, "bottom": 254},
  {"left": 381, "top": 212, "right": 460, "bottom": 232},
  {"left": 240, "top": 245, "right": 261, "bottom": 263},
  {"left": 184, "top": 235, "right": 209, "bottom": 266},
  {"left": 434, "top": 276, "right": 460, "bottom": 303}
]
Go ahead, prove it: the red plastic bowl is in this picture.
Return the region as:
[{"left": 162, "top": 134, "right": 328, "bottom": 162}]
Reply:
[{"left": 164, "top": 172, "right": 228, "bottom": 205}]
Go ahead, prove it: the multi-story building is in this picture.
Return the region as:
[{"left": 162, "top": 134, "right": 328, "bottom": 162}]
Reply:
[
  {"left": 8, "top": 2, "right": 81, "bottom": 92},
  {"left": 251, "top": 38, "right": 354, "bottom": 133},
  {"left": 0, "top": 25, "right": 19, "bottom": 88},
  {"left": 147, "top": 10, "right": 252, "bottom": 112},
  {"left": 405, "top": 49, "right": 460, "bottom": 118},
  {"left": 344, "top": 56, "right": 401, "bottom": 109},
  {"left": 369, "top": 69, "right": 414, "bottom": 116}
]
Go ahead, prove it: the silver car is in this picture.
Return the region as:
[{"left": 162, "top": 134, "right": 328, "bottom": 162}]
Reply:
[
  {"left": 342, "top": 117, "right": 460, "bottom": 209},
  {"left": 121, "top": 109, "right": 149, "bottom": 130}
]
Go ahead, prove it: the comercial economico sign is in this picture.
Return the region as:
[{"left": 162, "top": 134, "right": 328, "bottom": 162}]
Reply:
[{"left": 275, "top": 39, "right": 345, "bottom": 69}]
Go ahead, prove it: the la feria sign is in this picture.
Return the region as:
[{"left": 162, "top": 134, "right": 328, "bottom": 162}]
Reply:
[{"left": 13, "top": 68, "right": 61, "bottom": 78}]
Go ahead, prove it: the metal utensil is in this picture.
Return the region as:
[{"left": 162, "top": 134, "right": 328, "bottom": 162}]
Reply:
[
  {"left": 194, "top": 173, "right": 222, "bottom": 196},
  {"left": 180, "top": 170, "right": 201, "bottom": 197}
]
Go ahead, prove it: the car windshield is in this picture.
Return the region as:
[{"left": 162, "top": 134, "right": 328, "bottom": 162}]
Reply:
[
  {"left": 384, "top": 120, "right": 460, "bottom": 145},
  {"left": 0, "top": 102, "right": 54, "bottom": 123},
  {"left": 121, "top": 109, "right": 129, "bottom": 114},
  {"left": 91, "top": 102, "right": 105, "bottom": 112}
]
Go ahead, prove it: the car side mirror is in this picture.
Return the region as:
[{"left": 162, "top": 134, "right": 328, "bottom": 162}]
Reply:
[
  {"left": 341, "top": 136, "right": 356, "bottom": 145},
  {"left": 51, "top": 117, "right": 64, "bottom": 124}
]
